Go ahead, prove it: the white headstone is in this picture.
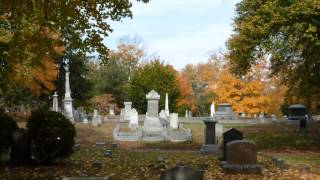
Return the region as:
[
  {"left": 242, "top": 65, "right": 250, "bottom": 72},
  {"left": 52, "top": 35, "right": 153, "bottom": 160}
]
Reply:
[
  {"left": 63, "top": 60, "right": 74, "bottom": 123},
  {"left": 185, "top": 110, "right": 189, "bottom": 118},
  {"left": 129, "top": 108, "right": 139, "bottom": 129},
  {"left": 159, "top": 109, "right": 169, "bottom": 120},
  {"left": 109, "top": 104, "right": 115, "bottom": 115},
  {"left": 92, "top": 109, "right": 99, "bottom": 127},
  {"left": 83, "top": 112, "right": 88, "bottom": 124},
  {"left": 169, "top": 113, "right": 179, "bottom": 129},
  {"left": 123, "top": 102, "right": 132, "bottom": 121},
  {"left": 52, "top": 92, "right": 59, "bottom": 112},
  {"left": 143, "top": 90, "right": 163, "bottom": 131},
  {"left": 165, "top": 93, "right": 170, "bottom": 116},
  {"left": 210, "top": 102, "right": 215, "bottom": 117}
]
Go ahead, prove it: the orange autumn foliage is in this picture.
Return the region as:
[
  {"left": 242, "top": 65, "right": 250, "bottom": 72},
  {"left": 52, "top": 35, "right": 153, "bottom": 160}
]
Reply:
[
  {"left": 212, "top": 67, "right": 270, "bottom": 116},
  {"left": 176, "top": 73, "right": 196, "bottom": 111},
  {"left": 13, "top": 56, "right": 57, "bottom": 96}
]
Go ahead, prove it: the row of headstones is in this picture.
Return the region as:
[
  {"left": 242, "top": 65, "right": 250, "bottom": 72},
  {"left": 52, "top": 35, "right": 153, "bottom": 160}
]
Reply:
[{"left": 121, "top": 101, "right": 180, "bottom": 129}]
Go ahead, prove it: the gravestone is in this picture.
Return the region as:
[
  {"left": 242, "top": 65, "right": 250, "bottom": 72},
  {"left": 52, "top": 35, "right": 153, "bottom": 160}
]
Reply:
[
  {"left": 73, "top": 144, "right": 80, "bottom": 151},
  {"left": 169, "top": 113, "right": 179, "bottom": 129},
  {"left": 123, "top": 102, "right": 132, "bottom": 121},
  {"left": 299, "top": 117, "right": 308, "bottom": 133},
  {"left": 92, "top": 110, "right": 99, "bottom": 127},
  {"left": 104, "top": 150, "right": 112, "bottom": 158},
  {"left": 82, "top": 112, "right": 88, "bottom": 124},
  {"left": 9, "top": 129, "right": 32, "bottom": 165},
  {"left": 143, "top": 90, "right": 163, "bottom": 131},
  {"left": 215, "top": 103, "right": 235, "bottom": 119},
  {"left": 129, "top": 108, "right": 139, "bottom": 129},
  {"left": 222, "top": 128, "right": 243, "bottom": 161},
  {"left": 109, "top": 104, "right": 115, "bottom": 116},
  {"left": 160, "top": 165, "right": 204, "bottom": 180},
  {"left": 221, "top": 140, "right": 262, "bottom": 173},
  {"left": 160, "top": 110, "right": 169, "bottom": 121},
  {"left": 200, "top": 118, "right": 219, "bottom": 154}
]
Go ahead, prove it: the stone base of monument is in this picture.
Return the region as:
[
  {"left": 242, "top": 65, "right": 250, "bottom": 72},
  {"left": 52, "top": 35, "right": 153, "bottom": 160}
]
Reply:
[
  {"left": 200, "top": 144, "right": 219, "bottom": 154},
  {"left": 220, "top": 162, "right": 263, "bottom": 174},
  {"left": 113, "top": 123, "right": 192, "bottom": 142}
]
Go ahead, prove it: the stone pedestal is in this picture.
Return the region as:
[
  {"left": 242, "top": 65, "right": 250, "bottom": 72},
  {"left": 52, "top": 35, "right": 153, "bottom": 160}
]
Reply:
[
  {"left": 143, "top": 90, "right": 163, "bottom": 131},
  {"left": 200, "top": 118, "right": 219, "bottom": 154}
]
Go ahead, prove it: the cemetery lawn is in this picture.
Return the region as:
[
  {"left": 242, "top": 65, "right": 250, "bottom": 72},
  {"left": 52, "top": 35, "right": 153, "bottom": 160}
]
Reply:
[{"left": 0, "top": 121, "right": 319, "bottom": 179}]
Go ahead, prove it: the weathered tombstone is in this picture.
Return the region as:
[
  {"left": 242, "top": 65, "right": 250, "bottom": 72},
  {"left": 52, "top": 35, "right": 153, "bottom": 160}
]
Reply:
[
  {"left": 200, "top": 118, "right": 219, "bottom": 154},
  {"left": 123, "top": 101, "right": 132, "bottom": 121},
  {"left": 104, "top": 150, "right": 112, "bottom": 158},
  {"left": 73, "top": 144, "right": 80, "bottom": 151},
  {"left": 169, "top": 113, "right": 179, "bottom": 129},
  {"left": 9, "top": 129, "right": 32, "bottom": 165},
  {"left": 92, "top": 160, "right": 102, "bottom": 168},
  {"left": 188, "top": 111, "right": 192, "bottom": 118},
  {"left": 221, "top": 128, "right": 243, "bottom": 161},
  {"left": 259, "top": 113, "right": 265, "bottom": 123},
  {"left": 143, "top": 90, "right": 163, "bottom": 131},
  {"left": 159, "top": 109, "right": 169, "bottom": 121},
  {"left": 112, "top": 143, "right": 118, "bottom": 149},
  {"left": 160, "top": 165, "right": 204, "bottom": 180},
  {"left": 271, "top": 114, "right": 277, "bottom": 123},
  {"left": 109, "top": 104, "right": 115, "bottom": 116},
  {"left": 82, "top": 112, "right": 88, "bottom": 124},
  {"left": 73, "top": 109, "right": 81, "bottom": 122},
  {"left": 216, "top": 103, "right": 236, "bottom": 119},
  {"left": 221, "top": 140, "right": 262, "bottom": 173},
  {"left": 95, "top": 141, "right": 106, "bottom": 146},
  {"left": 92, "top": 109, "right": 99, "bottom": 127},
  {"left": 287, "top": 104, "right": 309, "bottom": 132},
  {"left": 129, "top": 108, "right": 139, "bottom": 129}
]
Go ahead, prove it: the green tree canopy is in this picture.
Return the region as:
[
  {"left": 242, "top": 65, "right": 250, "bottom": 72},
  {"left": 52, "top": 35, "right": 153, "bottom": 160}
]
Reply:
[
  {"left": 128, "top": 60, "right": 180, "bottom": 113},
  {"left": 227, "top": 0, "right": 320, "bottom": 107},
  {"left": 0, "top": 0, "right": 149, "bottom": 94}
]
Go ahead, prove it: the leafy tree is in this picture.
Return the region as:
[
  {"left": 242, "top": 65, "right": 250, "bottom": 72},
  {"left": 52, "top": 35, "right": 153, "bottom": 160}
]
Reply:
[
  {"left": 0, "top": 0, "right": 149, "bottom": 95},
  {"left": 89, "top": 57, "right": 130, "bottom": 107},
  {"left": 227, "top": 0, "right": 320, "bottom": 109},
  {"left": 128, "top": 60, "right": 180, "bottom": 113}
]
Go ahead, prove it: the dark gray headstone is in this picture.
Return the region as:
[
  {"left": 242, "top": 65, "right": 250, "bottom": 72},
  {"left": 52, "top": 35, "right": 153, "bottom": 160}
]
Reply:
[
  {"left": 73, "top": 144, "right": 80, "bottom": 151},
  {"left": 112, "top": 143, "right": 118, "bottom": 149},
  {"left": 104, "top": 150, "right": 112, "bottom": 158},
  {"left": 96, "top": 142, "right": 106, "bottom": 146},
  {"left": 200, "top": 118, "right": 219, "bottom": 154},
  {"left": 160, "top": 165, "right": 204, "bottom": 180},
  {"left": 226, "top": 140, "right": 257, "bottom": 164},
  {"left": 92, "top": 160, "right": 102, "bottom": 168},
  {"left": 222, "top": 128, "right": 243, "bottom": 161},
  {"left": 9, "top": 128, "right": 32, "bottom": 165}
]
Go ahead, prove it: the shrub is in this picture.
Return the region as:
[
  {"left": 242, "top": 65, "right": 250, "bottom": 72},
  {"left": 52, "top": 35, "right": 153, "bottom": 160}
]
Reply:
[
  {"left": 0, "top": 113, "right": 18, "bottom": 155},
  {"left": 27, "top": 109, "right": 75, "bottom": 164}
]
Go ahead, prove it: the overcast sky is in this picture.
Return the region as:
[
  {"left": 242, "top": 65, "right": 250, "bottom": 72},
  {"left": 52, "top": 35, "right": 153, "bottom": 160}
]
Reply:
[{"left": 103, "top": 0, "right": 241, "bottom": 70}]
